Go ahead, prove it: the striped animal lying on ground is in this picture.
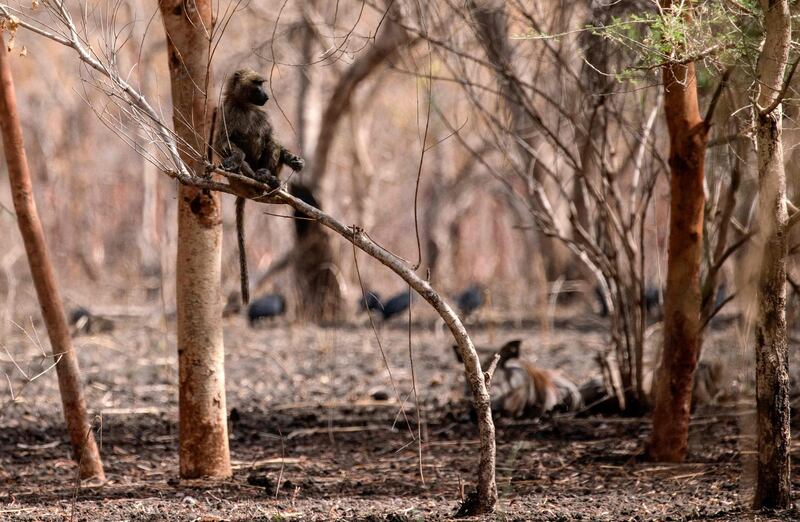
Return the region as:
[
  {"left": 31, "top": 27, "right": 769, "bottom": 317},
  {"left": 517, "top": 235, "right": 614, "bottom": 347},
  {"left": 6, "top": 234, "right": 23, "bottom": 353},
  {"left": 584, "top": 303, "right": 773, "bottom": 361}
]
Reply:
[{"left": 453, "top": 339, "right": 582, "bottom": 418}]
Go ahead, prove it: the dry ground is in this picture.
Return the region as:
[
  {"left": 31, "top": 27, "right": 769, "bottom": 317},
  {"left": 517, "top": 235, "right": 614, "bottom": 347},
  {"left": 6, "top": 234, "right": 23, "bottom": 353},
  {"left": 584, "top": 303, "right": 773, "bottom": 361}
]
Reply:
[{"left": 1, "top": 308, "right": 799, "bottom": 521}]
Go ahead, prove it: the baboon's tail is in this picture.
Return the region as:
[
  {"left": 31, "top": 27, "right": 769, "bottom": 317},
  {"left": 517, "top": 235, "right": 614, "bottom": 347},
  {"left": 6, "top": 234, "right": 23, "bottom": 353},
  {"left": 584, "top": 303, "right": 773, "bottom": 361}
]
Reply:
[{"left": 236, "top": 196, "right": 250, "bottom": 305}]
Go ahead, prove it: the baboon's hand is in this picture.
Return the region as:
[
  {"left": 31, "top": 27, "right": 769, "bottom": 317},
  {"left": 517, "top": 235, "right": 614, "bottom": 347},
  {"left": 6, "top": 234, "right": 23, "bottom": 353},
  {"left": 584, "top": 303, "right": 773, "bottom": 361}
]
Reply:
[
  {"left": 221, "top": 154, "right": 242, "bottom": 171},
  {"left": 256, "top": 168, "right": 281, "bottom": 189},
  {"left": 287, "top": 156, "right": 305, "bottom": 172}
]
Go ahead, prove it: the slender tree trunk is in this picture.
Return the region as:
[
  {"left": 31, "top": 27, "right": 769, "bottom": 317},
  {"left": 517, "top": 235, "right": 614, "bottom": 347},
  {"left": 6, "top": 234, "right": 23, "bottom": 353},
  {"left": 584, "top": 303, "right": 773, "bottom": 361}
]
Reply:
[
  {"left": 752, "top": 0, "right": 791, "bottom": 508},
  {"left": 0, "top": 36, "right": 105, "bottom": 480},
  {"left": 158, "top": 0, "right": 231, "bottom": 478},
  {"left": 648, "top": 1, "right": 707, "bottom": 462},
  {"left": 291, "top": 0, "right": 407, "bottom": 322}
]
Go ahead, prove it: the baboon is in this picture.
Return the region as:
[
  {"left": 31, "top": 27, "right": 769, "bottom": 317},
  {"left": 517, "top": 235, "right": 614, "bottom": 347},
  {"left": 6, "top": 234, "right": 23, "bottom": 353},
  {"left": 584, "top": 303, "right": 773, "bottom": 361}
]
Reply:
[{"left": 214, "top": 68, "right": 305, "bottom": 305}]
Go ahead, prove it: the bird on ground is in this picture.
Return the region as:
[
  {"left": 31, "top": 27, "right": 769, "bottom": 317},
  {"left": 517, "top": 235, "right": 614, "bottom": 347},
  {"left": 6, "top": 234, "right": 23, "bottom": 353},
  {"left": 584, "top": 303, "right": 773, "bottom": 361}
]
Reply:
[
  {"left": 381, "top": 291, "right": 412, "bottom": 320},
  {"left": 68, "top": 306, "right": 114, "bottom": 336},
  {"left": 247, "top": 293, "right": 286, "bottom": 326},
  {"left": 456, "top": 284, "right": 485, "bottom": 319},
  {"left": 358, "top": 290, "right": 383, "bottom": 314}
]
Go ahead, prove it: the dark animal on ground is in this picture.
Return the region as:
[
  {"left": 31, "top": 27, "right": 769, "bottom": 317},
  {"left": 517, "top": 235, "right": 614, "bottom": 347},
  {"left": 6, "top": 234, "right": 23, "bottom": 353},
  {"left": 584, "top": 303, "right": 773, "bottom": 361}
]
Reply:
[
  {"left": 456, "top": 284, "right": 485, "bottom": 319},
  {"left": 214, "top": 68, "right": 305, "bottom": 306},
  {"left": 358, "top": 290, "right": 383, "bottom": 314},
  {"left": 247, "top": 294, "right": 286, "bottom": 326},
  {"left": 594, "top": 284, "right": 662, "bottom": 318},
  {"left": 68, "top": 307, "right": 114, "bottom": 336},
  {"left": 381, "top": 291, "right": 412, "bottom": 320}
]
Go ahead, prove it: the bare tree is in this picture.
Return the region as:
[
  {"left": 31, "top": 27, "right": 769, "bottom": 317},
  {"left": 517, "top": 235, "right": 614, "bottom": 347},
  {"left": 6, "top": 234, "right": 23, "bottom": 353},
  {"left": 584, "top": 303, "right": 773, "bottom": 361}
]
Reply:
[
  {"left": 158, "top": 0, "right": 231, "bottom": 478},
  {"left": 467, "top": 0, "right": 576, "bottom": 282},
  {"left": 291, "top": 1, "right": 411, "bottom": 322},
  {"left": 420, "top": 1, "right": 664, "bottom": 412},
  {"left": 751, "top": 0, "right": 792, "bottom": 508},
  {"left": 0, "top": 34, "right": 104, "bottom": 480}
]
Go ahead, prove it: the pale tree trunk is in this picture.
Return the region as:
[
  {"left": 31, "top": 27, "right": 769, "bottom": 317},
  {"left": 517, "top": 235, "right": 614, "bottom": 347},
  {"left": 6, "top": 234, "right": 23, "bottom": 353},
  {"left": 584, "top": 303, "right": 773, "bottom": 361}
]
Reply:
[
  {"left": 158, "top": 0, "right": 231, "bottom": 478},
  {"left": 752, "top": 0, "right": 791, "bottom": 509},
  {"left": 0, "top": 36, "right": 105, "bottom": 480},
  {"left": 648, "top": 0, "right": 707, "bottom": 462}
]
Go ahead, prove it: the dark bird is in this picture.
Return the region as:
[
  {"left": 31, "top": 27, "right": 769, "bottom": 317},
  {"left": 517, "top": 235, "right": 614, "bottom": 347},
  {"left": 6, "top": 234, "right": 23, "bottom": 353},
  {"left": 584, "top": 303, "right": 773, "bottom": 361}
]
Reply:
[
  {"left": 358, "top": 290, "right": 383, "bottom": 314},
  {"left": 68, "top": 306, "right": 114, "bottom": 336},
  {"left": 381, "top": 291, "right": 411, "bottom": 320},
  {"left": 247, "top": 294, "right": 286, "bottom": 326},
  {"left": 456, "top": 284, "right": 485, "bottom": 318},
  {"left": 594, "top": 284, "right": 663, "bottom": 318},
  {"left": 69, "top": 306, "right": 91, "bottom": 327}
]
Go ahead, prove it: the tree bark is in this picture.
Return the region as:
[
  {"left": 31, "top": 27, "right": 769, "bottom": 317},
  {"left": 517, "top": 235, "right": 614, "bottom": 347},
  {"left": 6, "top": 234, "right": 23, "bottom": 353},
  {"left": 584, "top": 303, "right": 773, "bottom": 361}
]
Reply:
[
  {"left": 289, "top": 184, "right": 343, "bottom": 322},
  {"left": 752, "top": 0, "right": 791, "bottom": 509},
  {"left": 158, "top": 0, "right": 231, "bottom": 478},
  {"left": 648, "top": 0, "right": 708, "bottom": 463},
  {"left": 0, "top": 36, "right": 105, "bottom": 480}
]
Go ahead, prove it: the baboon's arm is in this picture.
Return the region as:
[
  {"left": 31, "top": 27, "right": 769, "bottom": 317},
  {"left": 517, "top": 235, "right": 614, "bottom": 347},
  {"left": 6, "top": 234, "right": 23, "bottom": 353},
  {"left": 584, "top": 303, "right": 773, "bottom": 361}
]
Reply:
[{"left": 278, "top": 146, "right": 305, "bottom": 172}]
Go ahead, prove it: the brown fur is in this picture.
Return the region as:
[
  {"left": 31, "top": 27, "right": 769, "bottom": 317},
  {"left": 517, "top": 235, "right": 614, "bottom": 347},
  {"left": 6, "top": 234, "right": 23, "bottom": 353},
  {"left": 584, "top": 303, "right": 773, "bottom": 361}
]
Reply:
[
  {"left": 454, "top": 339, "right": 582, "bottom": 419},
  {"left": 214, "top": 68, "right": 304, "bottom": 304}
]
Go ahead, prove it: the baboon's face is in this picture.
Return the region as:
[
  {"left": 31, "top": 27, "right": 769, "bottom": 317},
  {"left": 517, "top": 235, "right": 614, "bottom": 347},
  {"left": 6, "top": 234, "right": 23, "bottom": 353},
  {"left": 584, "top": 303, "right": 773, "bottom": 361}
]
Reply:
[{"left": 244, "top": 76, "right": 269, "bottom": 106}]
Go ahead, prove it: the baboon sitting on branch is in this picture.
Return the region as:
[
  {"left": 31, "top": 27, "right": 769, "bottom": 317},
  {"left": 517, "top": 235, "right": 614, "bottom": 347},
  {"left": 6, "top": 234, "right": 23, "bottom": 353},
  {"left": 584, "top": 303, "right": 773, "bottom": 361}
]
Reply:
[{"left": 214, "top": 68, "right": 305, "bottom": 305}]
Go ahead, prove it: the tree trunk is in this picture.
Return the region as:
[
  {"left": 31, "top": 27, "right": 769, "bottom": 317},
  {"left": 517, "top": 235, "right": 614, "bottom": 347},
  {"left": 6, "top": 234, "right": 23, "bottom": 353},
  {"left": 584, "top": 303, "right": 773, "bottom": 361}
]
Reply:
[
  {"left": 0, "top": 36, "right": 105, "bottom": 480},
  {"left": 159, "top": 0, "right": 231, "bottom": 478},
  {"left": 752, "top": 0, "right": 791, "bottom": 509},
  {"left": 291, "top": 1, "right": 408, "bottom": 322},
  {"left": 648, "top": 1, "right": 707, "bottom": 462},
  {"left": 290, "top": 184, "right": 343, "bottom": 322},
  {"left": 306, "top": 2, "right": 409, "bottom": 191}
]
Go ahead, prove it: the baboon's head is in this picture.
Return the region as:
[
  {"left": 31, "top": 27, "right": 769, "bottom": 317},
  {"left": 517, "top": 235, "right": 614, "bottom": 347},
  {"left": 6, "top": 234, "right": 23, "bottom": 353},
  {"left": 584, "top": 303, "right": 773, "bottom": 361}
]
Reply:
[{"left": 225, "top": 68, "right": 268, "bottom": 106}]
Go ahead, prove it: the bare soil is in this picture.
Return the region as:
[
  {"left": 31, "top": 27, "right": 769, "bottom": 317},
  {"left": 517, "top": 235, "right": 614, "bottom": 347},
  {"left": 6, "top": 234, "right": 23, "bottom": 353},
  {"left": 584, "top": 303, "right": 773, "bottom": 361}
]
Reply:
[{"left": 1, "top": 311, "right": 799, "bottom": 521}]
